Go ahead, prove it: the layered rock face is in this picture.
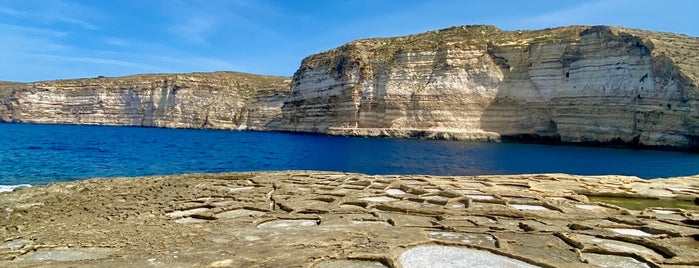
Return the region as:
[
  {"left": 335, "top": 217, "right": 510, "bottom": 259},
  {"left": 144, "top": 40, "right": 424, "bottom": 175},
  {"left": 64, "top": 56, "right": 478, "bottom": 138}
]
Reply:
[
  {"left": 1, "top": 25, "right": 698, "bottom": 150},
  {"left": 281, "top": 26, "right": 699, "bottom": 149},
  {"left": 0, "top": 72, "right": 290, "bottom": 130}
]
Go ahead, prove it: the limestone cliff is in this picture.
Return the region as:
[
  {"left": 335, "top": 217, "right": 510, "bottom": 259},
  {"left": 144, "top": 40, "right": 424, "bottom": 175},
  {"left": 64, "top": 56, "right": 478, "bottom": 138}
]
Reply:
[
  {"left": 1, "top": 25, "right": 698, "bottom": 150},
  {"left": 0, "top": 72, "right": 290, "bottom": 130},
  {"left": 280, "top": 25, "right": 699, "bottom": 149}
]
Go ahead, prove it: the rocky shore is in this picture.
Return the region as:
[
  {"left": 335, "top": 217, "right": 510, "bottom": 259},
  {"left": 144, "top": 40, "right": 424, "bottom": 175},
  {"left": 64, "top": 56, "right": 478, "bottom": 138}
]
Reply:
[{"left": 1, "top": 171, "right": 697, "bottom": 267}]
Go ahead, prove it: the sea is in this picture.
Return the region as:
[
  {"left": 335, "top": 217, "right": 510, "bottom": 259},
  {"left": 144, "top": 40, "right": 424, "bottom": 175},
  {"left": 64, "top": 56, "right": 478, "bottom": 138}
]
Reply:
[{"left": 2, "top": 123, "right": 699, "bottom": 191}]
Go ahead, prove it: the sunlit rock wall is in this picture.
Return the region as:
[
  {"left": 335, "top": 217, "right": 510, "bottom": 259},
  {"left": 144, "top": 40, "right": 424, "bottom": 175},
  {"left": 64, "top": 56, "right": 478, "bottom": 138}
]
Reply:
[
  {"left": 280, "top": 26, "right": 699, "bottom": 149},
  {"left": 1, "top": 25, "right": 697, "bottom": 150},
  {"left": 0, "top": 72, "right": 290, "bottom": 130}
]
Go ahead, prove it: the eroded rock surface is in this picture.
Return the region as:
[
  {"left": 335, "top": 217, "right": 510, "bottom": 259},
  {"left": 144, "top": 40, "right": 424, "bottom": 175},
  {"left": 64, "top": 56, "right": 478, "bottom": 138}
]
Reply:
[
  {"left": 0, "top": 72, "right": 290, "bottom": 130},
  {"left": 281, "top": 25, "right": 699, "bottom": 150},
  {"left": 0, "top": 171, "right": 697, "bottom": 267}
]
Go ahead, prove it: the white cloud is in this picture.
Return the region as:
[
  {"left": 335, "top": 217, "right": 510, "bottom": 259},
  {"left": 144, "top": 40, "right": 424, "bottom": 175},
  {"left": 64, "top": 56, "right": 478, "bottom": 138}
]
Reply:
[
  {"left": 169, "top": 17, "right": 216, "bottom": 45},
  {"left": 162, "top": 0, "right": 282, "bottom": 45},
  {"left": 0, "top": 33, "right": 72, "bottom": 54},
  {"left": 509, "top": 0, "right": 698, "bottom": 36},
  {"left": 124, "top": 53, "right": 240, "bottom": 73},
  {"left": 58, "top": 16, "right": 98, "bottom": 30},
  {"left": 0, "top": 23, "right": 69, "bottom": 38},
  {"left": 103, "top": 38, "right": 128, "bottom": 47},
  {"left": 522, "top": 0, "right": 622, "bottom": 27},
  {"left": 2, "top": 0, "right": 104, "bottom": 30},
  {"left": 43, "top": 0, "right": 104, "bottom": 30},
  {"left": 25, "top": 53, "right": 168, "bottom": 71},
  {"left": 187, "top": 57, "right": 239, "bottom": 71},
  {"left": 0, "top": 5, "right": 19, "bottom": 16},
  {"left": 1, "top": 42, "right": 242, "bottom": 81}
]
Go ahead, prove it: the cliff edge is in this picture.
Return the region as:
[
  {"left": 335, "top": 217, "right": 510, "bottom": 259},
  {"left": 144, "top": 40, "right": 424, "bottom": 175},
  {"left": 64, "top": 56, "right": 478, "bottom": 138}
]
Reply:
[{"left": 280, "top": 25, "right": 699, "bottom": 150}]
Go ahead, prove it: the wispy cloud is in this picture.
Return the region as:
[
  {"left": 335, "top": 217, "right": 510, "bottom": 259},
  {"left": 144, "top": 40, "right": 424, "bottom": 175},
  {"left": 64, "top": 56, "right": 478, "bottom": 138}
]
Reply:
[
  {"left": 162, "top": 0, "right": 282, "bottom": 45},
  {"left": 2, "top": 0, "right": 104, "bottom": 30},
  {"left": 0, "top": 32, "right": 72, "bottom": 53},
  {"left": 511, "top": 0, "right": 698, "bottom": 36},
  {"left": 28, "top": 53, "right": 166, "bottom": 71},
  {"left": 0, "top": 31, "right": 244, "bottom": 81},
  {"left": 43, "top": 0, "right": 103, "bottom": 30},
  {"left": 103, "top": 38, "right": 128, "bottom": 47},
  {"left": 0, "top": 5, "right": 19, "bottom": 16},
  {"left": 58, "top": 16, "right": 98, "bottom": 30},
  {"left": 114, "top": 51, "right": 240, "bottom": 73},
  {"left": 525, "top": 1, "right": 611, "bottom": 25},
  {"left": 0, "top": 23, "right": 69, "bottom": 38},
  {"left": 169, "top": 17, "right": 215, "bottom": 45},
  {"left": 185, "top": 57, "right": 239, "bottom": 71}
]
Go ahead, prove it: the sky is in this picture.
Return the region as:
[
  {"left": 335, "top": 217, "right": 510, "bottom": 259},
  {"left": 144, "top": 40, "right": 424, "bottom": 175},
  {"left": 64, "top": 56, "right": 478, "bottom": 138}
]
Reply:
[{"left": 0, "top": 0, "right": 697, "bottom": 82}]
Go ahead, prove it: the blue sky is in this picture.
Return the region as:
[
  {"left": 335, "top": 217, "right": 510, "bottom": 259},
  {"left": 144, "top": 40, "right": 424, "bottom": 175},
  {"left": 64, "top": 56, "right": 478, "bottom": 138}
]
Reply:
[{"left": 1, "top": 0, "right": 697, "bottom": 82}]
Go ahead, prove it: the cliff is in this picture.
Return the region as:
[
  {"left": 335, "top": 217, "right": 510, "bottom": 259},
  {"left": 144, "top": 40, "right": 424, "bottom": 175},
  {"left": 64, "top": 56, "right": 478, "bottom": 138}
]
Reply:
[
  {"left": 1, "top": 25, "right": 698, "bottom": 150},
  {"left": 0, "top": 72, "right": 290, "bottom": 130},
  {"left": 281, "top": 25, "right": 699, "bottom": 149}
]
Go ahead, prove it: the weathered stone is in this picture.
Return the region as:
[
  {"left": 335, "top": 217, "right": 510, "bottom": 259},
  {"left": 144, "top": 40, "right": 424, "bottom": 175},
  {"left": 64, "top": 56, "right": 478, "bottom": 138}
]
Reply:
[
  {"left": 280, "top": 25, "right": 699, "bottom": 150},
  {"left": 14, "top": 248, "right": 114, "bottom": 262},
  {"left": 314, "top": 259, "right": 387, "bottom": 268},
  {"left": 0, "top": 72, "right": 290, "bottom": 130},
  {"left": 582, "top": 253, "right": 651, "bottom": 268},
  {"left": 0, "top": 171, "right": 697, "bottom": 267},
  {"left": 399, "top": 245, "right": 541, "bottom": 268}
]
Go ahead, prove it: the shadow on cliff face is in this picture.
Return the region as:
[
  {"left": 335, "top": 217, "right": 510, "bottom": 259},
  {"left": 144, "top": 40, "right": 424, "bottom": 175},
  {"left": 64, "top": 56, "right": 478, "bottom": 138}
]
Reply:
[
  {"left": 478, "top": 40, "right": 562, "bottom": 144},
  {"left": 0, "top": 85, "right": 22, "bottom": 123},
  {"left": 478, "top": 26, "right": 699, "bottom": 151}
]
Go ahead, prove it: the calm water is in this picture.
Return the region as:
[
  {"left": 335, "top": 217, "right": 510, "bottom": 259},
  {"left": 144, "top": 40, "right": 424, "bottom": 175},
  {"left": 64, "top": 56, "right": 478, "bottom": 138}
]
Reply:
[{"left": 1, "top": 123, "right": 699, "bottom": 187}]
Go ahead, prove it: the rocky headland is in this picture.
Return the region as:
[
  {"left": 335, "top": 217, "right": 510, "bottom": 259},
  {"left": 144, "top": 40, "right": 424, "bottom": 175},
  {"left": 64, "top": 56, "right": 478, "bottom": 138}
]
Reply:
[
  {"left": 0, "top": 171, "right": 698, "bottom": 267},
  {"left": 1, "top": 25, "right": 698, "bottom": 150}
]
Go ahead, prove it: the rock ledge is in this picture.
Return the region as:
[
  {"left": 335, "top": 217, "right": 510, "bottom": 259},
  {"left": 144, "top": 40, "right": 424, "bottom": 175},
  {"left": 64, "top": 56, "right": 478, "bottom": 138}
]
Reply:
[{"left": 1, "top": 171, "right": 697, "bottom": 267}]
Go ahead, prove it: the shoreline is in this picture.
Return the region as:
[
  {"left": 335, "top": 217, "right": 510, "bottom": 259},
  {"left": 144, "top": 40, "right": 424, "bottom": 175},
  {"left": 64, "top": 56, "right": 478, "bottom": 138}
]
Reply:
[
  {"left": 3, "top": 168, "right": 699, "bottom": 191},
  {"left": 1, "top": 171, "right": 697, "bottom": 267}
]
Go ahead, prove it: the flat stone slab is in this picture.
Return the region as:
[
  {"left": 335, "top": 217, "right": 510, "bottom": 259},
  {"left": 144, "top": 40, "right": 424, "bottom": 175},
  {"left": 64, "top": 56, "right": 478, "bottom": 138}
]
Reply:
[
  {"left": 427, "top": 232, "right": 497, "bottom": 247},
  {"left": 0, "top": 171, "right": 697, "bottom": 267},
  {"left": 399, "top": 245, "right": 540, "bottom": 268},
  {"left": 315, "top": 259, "right": 388, "bottom": 268},
  {"left": 582, "top": 253, "right": 651, "bottom": 268},
  {"left": 257, "top": 219, "right": 318, "bottom": 228},
  {"left": 15, "top": 248, "right": 113, "bottom": 262},
  {"left": 216, "top": 209, "right": 266, "bottom": 219}
]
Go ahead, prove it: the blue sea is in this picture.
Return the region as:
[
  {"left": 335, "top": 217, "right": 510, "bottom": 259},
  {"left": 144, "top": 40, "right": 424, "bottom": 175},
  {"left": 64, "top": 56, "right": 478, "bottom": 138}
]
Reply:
[{"left": 2, "top": 123, "right": 699, "bottom": 190}]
